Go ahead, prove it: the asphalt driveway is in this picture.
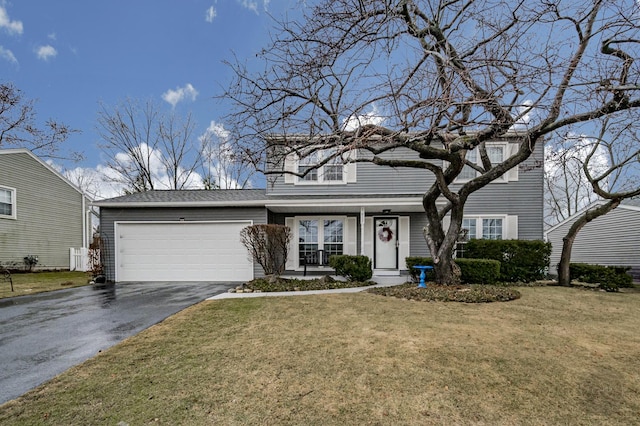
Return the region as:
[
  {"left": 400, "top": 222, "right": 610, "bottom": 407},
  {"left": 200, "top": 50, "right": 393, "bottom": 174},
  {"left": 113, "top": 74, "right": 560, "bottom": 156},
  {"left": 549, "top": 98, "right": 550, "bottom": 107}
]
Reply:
[{"left": 0, "top": 281, "right": 233, "bottom": 404}]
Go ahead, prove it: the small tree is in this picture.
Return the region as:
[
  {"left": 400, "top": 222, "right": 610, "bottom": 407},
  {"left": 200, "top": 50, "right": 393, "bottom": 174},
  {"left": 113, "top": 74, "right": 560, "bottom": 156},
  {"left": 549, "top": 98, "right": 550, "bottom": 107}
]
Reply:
[{"left": 240, "top": 224, "right": 292, "bottom": 276}]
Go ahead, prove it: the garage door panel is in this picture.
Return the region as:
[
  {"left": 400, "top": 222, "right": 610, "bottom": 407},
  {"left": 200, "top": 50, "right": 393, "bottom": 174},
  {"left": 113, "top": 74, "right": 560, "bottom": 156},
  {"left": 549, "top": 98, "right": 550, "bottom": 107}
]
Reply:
[{"left": 116, "top": 222, "right": 253, "bottom": 282}]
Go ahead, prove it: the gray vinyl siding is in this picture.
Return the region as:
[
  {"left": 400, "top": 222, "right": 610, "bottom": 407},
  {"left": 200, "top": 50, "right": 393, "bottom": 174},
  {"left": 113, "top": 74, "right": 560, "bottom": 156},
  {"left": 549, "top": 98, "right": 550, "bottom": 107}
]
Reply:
[
  {"left": 0, "top": 151, "right": 85, "bottom": 269},
  {"left": 100, "top": 206, "right": 268, "bottom": 282},
  {"left": 269, "top": 146, "right": 435, "bottom": 195},
  {"left": 546, "top": 206, "right": 640, "bottom": 279},
  {"left": 459, "top": 145, "right": 544, "bottom": 240},
  {"left": 269, "top": 145, "right": 544, "bottom": 241}
]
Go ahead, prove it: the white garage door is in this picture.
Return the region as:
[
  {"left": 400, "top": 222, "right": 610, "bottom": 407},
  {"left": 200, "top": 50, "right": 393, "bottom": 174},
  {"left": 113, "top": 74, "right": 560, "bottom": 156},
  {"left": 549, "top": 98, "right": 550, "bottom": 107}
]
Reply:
[{"left": 116, "top": 221, "right": 253, "bottom": 282}]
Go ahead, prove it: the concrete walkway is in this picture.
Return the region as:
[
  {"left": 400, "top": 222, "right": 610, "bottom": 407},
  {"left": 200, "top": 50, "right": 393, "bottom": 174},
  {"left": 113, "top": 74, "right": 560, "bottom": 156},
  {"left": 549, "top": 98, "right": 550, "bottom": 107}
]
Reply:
[{"left": 208, "top": 276, "right": 408, "bottom": 300}]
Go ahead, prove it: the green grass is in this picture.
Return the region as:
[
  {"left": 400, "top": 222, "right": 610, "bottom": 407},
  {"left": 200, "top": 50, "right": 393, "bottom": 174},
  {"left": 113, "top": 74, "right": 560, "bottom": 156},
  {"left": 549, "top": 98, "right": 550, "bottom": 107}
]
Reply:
[
  {"left": 0, "top": 271, "right": 91, "bottom": 299},
  {"left": 1, "top": 286, "right": 639, "bottom": 425}
]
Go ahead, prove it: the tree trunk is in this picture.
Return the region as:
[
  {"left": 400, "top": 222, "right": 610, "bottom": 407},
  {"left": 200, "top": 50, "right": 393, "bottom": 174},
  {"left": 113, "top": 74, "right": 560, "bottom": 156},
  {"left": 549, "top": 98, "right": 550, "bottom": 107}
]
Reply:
[
  {"left": 423, "top": 193, "right": 465, "bottom": 286},
  {"left": 433, "top": 255, "right": 462, "bottom": 286},
  {"left": 557, "top": 199, "right": 620, "bottom": 286}
]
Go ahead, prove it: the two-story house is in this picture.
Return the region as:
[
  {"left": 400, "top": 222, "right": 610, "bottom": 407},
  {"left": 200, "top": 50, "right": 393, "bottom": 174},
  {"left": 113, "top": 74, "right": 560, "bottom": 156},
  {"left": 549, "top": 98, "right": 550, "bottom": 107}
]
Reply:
[{"left": 94, "top": 134, "right": 544, "bottom": 283}]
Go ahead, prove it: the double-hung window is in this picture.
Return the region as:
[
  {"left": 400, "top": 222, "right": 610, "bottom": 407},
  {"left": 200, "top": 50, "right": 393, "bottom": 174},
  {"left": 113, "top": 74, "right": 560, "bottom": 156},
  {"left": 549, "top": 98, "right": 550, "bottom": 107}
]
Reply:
[
  {"left": 0, "top": 186, "right": 16, "bottom": 219},
  {"left": 481, "top": 218, "right": 503, "bottom": 240},
  {"left": 457, "top": 143, "right": 507, "bottom": 182},
  {"left": 456, "top": 217, "right": 504, "bottom": 257},
  {"left": 297, "top": 218, "right": 344, "bottom": 265},
  {"left": 297, "top": 149, "right": 345, "bottom": 184}
]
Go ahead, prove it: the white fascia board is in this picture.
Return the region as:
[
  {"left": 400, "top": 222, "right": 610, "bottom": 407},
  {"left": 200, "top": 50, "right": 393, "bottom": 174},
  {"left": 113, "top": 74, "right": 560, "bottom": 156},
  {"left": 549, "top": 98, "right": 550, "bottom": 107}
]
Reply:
[
  {"left": 92, "top": 200, "right": 268, "bottom": 208},
  {"left": 265, "top": 197, "right": 425, "bottom": 211}
]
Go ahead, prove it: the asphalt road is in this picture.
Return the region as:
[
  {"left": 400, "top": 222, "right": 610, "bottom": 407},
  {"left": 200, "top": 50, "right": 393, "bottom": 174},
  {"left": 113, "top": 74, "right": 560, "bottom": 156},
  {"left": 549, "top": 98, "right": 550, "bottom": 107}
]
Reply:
[{"left": 0, "top": 281, "right": 233, "bottom": 404}]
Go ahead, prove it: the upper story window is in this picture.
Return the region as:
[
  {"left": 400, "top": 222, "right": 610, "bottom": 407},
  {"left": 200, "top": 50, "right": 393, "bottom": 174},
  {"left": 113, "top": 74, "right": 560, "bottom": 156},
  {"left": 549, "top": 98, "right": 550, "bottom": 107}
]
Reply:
[
  {"left": 457, "top": 143, "right": 509, "bottom": 182},
  {"left": 298, "top": 150, "right": 344, "bottom": 183},
  {"left": 0, "top": 186, "right": 16, "bottom": 219},
  {"left": 285, "top": 147, "right": 356, "bottom": 185}
]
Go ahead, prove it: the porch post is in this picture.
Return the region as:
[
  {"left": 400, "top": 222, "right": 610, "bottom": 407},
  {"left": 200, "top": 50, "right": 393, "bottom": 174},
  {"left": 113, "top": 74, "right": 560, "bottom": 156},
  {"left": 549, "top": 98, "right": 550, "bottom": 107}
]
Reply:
[{"left": 360, "top": 207, "right": 365, "bottom": 255}]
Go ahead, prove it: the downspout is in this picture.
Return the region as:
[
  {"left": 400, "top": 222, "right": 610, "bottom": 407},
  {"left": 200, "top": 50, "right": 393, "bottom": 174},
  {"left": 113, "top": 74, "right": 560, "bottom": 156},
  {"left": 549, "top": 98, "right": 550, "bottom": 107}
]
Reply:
[{"left": 82, "top": 195, "right": 87, "bottom": 248}]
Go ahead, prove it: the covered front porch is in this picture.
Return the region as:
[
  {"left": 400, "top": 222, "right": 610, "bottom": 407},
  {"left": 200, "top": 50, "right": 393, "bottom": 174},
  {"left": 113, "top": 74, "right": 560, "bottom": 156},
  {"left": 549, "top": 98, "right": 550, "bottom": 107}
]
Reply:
[{"left": 265, "top": 194, "right": 431, "bottom": 280}]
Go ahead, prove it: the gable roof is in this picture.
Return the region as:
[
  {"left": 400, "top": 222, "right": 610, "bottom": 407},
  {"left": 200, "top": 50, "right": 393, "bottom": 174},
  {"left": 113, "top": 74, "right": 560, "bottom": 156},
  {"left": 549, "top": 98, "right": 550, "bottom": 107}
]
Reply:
[
  {"left": 93, "top": 189, "right": 269, "bottom": 207},
  {"left": 545, "top": 197, "right": 640, "bottom": 236},
  {"left": 0, "top": 148, "right": 90, "bottom": 199},
  {"left": 92, "top": 188, "right": 426, "bottom": 213}
]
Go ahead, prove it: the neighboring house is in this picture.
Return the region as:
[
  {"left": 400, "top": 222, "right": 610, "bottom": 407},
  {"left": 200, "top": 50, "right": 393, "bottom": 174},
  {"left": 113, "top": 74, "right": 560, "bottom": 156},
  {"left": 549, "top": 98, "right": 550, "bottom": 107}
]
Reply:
[
  {"left": 94, "top": 135, "right": 544, "bottom": 283},
  {"left": 545, "top": 199, "right": 640, "bottom": 280},
  {"left": 0, "top": 149, "right": 93, "bottom": 270}
]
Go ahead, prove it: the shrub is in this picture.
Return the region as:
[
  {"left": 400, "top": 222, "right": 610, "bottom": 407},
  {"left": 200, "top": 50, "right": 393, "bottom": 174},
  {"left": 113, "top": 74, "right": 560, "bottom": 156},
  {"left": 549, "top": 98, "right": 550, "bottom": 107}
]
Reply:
[
  {"left": 23, "top": 255, "right": 38, "bottom": 272},
  {"left": 240, "top": 224, "right": 292, "bottom": 275},
  {"left": 569, "top": 263, "right": 633, "bottom": 292},
  {"left": 405, "top": 257, "right": 500, "bottom": 284},
  {"left": 405, "top": 257, "right": 434, "bottom": 282},
  {"left": 455, "top": 258, "right": 501, "bottom": 284},
  {"left": 464, "top": 239, "right": 551, "bottom": 282},
  {"left": 329, "top": 255, "right": 372, "bottom": 282}
]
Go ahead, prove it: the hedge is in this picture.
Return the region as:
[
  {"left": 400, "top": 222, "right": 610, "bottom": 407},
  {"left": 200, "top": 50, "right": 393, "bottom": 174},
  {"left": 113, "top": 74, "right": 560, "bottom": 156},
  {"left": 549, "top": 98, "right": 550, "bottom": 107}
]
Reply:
[
  {"left": 569, "top": 263, "right": 633, "bottom": 292},
  {"left": 405, "top": 256, "right": 500, "bottom": 284},
  {"left": 464, "top": 239, "right": 551, "bottom": 282}
]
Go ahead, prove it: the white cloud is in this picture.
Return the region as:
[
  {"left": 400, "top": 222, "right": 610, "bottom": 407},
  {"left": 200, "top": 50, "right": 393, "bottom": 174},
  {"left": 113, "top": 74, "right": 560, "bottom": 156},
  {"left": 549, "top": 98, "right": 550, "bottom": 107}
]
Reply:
[
  {"left": 36, "top": 45, "right": 57, "bottom": 61},
  {"left": 0, "top": 6, "right": 23, "bottom": 35},
  {"left": 510, "top": 100, "right": 533, "bottom": 131},
  {"left": 237, "top": 0, "right": 269, "bottom": 14},
  {"left": 342, "top": 104, "right": 386, "bottom": 131},
  {"left": 205, "top": 6, "right": 217, "bottom": 22},
  {"left": 238, "top": 0, "right": 259, "bottom": 14},
  {"left": 0, "top": 45, "right": 17, "bottom": 64},
  {"left": 201, "top": 120, "right": 230, "bottom": 141},
  {"left": 161, "top": 83, "right": 198, "bottom": 108},
  {"left": 199, "top": 120, "right": 245, "bottom": 189},
  {"left": 48, "top": 32, "right": 56, "bottom": 40}
]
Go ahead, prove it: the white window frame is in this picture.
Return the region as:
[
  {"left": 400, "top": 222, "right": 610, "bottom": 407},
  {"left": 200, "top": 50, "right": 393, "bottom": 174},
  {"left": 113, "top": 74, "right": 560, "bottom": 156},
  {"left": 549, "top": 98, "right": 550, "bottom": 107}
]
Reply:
[
  {"left": 460, "top": 215, "right": 507, "bottom": 240},
  {"left": 0, "top": 186, "right": 16, "bottom": 220},
  {"left": 455, "top": 142, "right": 509, "bottom": 183},
  {"left": 292, "top": 215, "right": 347, "bottom": 269},
  {"left": 296, "top": 149, "right": 347, "bottom": 185}
]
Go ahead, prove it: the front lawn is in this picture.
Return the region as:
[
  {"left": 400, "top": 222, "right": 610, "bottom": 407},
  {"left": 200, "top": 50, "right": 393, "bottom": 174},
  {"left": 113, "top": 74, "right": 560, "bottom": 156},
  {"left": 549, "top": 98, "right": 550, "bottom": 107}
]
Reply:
[
  {"left": 1, "top": 286, "right": 639, "bottom": 424},
  {"left": 0, "top": 271, "right": 91, "bottom": 299}
]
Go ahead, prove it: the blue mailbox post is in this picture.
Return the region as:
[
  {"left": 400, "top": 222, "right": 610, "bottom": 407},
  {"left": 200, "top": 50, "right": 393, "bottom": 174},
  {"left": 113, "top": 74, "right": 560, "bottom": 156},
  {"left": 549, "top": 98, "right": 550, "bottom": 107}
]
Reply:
[{"left": 413, "top": 265, "right": 433, "bottom": 288}]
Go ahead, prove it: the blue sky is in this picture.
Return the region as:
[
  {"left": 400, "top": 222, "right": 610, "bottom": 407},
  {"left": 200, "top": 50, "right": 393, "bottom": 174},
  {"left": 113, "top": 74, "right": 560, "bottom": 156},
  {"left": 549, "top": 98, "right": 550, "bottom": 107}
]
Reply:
[{"left": 1, "top": 0, "right": 297, "bottom": 195}]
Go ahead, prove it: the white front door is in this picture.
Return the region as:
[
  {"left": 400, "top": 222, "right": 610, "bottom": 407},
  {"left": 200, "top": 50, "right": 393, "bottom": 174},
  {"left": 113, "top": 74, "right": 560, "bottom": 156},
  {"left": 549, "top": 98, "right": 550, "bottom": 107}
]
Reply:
[{"left": 374, "top": 217, "right": 398, "bottom": 269}]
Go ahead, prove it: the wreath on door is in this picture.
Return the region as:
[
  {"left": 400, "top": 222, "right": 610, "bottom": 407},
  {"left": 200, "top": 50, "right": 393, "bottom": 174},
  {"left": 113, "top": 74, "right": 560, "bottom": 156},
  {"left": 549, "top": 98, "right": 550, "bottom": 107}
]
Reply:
[{"left": 377, "top": 225, "right": 394, "bottom": 242}]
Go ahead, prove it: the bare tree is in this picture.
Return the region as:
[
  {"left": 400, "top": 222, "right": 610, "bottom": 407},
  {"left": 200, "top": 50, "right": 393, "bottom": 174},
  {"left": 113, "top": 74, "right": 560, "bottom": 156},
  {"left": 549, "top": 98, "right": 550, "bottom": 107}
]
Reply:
[
  {"left": 240, "top": 224, "right": 292, "bottom": 275},
  {"left": 0, "top": 82, "right": 79, "bottom": 159},
  {"left": 97, "top": 98, "right": 202, "bottom": 193},
  {"left": 552, "top": 115, "right": 640, "bottom": 286},
  {"left": 221, "top": 0, "right": 640, "bottom": 285},
  {"left": 544, "top": 141, "right": 604, "bottom": 228},
  {"left": 199, "top": 121, "right": 256, "bottom": 189}
]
